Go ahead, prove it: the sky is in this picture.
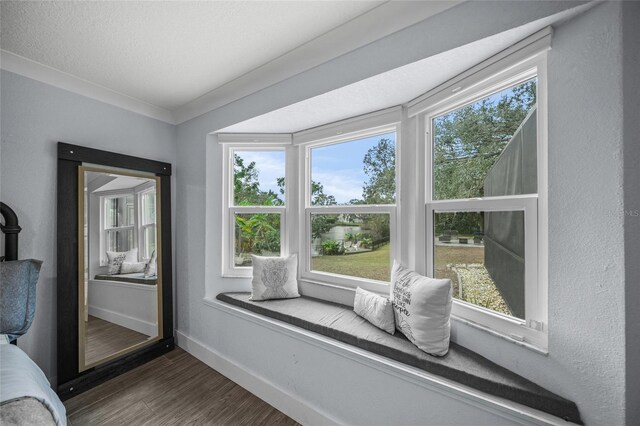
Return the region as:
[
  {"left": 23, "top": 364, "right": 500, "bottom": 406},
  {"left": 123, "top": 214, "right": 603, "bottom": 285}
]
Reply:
[
  {"left": 235, "top": 131, "right": 396, "bottom": 205},
  {"left": 311, "top": 132, "right": 395, "bottom": 204}
]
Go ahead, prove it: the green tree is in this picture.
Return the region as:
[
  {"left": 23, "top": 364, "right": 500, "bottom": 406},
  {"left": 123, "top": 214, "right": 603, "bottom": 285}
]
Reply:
[
  {"left": 357, "top": 138, "right": 396, "bottom": 244},
  {"left": 433, "top": 80, "right": 536, "bottom": 201},
  {"left": 432, "top": 80, "right": 536, "bottom": 234},
  {"left": 234, "top": 154, "right": 282, "bottom": 206},
  {"left": 233, "top": 154, "right": 282, "bottom": 258},
  {"left": 362, "top": 138, "right": 395, "bottom": 204}
]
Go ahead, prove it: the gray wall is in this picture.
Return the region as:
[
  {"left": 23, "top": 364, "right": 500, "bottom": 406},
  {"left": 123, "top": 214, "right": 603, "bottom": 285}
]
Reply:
[
  {"left": 173, "top": 2, "right": 629, "bottom": 425},
  {"left": 623, "top": 2, "right": 640, "bottom": 424},
  {"left": 0, "top": 1, "right": 633, "bottom": 424},
  {"left": 0, "top": 70, "right": 176, "bottom": 383}
]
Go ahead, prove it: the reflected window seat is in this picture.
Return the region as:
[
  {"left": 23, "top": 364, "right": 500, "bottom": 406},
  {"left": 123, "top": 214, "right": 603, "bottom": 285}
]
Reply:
[{"left": 93, "top": 273, "right": 157, "bottom": 285}]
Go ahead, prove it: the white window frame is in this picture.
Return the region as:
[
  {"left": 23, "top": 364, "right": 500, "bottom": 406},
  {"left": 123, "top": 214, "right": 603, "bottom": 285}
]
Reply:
[
  {"left": 294, "top": 109, "right": 401, "bottom": 294},
  {"left": 137, "top": 183, "right": 157, "bottom": 262},
  {"left": 99, "top": 190, "right": 136, "bottom": 265},
  {"left": 219, "top": 135, "right": 292, "bottom": 278},
  {"left": 421, "top": 52, "right": 549, "bottom": 351}
]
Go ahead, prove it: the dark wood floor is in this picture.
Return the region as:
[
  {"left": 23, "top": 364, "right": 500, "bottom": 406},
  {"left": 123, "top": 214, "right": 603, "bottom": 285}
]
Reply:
[
  {"left": 85, "top": 316, "right": 151, "bottom": 366},
  {"left": 65, "top": 347, "right": 299, "bottom": 426}
]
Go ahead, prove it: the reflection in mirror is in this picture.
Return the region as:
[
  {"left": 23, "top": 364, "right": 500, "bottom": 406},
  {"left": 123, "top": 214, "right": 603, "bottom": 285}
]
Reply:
[{"left": 79, "top": 166, "right": 162, "bottom": 371}]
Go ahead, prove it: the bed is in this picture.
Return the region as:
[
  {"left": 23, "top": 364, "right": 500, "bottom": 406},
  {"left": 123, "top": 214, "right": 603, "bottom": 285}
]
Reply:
[{"left": 0, "top": 336, "right": 67, "bottom": 426}]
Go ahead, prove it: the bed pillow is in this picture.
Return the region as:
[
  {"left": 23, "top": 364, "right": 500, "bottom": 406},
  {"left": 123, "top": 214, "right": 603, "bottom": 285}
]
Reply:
[
  {"left": 106, "top": 249, "right": 138, "bottom": 274},
  {"left": 250, "top": 254, "right": 299, "bottom": 301},
  {"left": 390, "top": 261, "right": 452, "bottom": 356},
  {"left": 353, "top": 287, "right": 395, "bottom": 334},
  {"left": 120, "top": 261, "right": 147, "bottom": 274},
  {"left": 144, "top": 250, "right": 157, "bottom": 278}
]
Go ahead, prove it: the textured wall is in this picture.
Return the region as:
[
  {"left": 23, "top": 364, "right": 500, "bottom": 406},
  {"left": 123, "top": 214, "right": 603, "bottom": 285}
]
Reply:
[
  {"left": 0, "top": 70, "right": 176, "bottom": 382},
  {"left": 623, "top": 2, "right": 640, "bottom": 425},
  {"left": 174, "top": 2, "right": 627, "bottom": 425}
]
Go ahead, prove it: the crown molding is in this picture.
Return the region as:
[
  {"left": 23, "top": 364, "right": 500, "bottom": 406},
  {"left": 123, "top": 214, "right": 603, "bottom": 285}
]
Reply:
[
  {"left": 0, "top": 2, "right": 460, "bottom": 126},
  {"left": 1, "top": 50, "right": 176, "bottom": 124}
]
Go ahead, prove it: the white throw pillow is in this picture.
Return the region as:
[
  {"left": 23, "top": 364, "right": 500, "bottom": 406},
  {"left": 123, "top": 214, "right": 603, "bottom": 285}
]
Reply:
[
  {"left": 106, "top": 249, "right": 138, "bottom": 275},
  {"left": 144, "top": 250, "right": 157, "bottom": 278},
  {"left": 251, "top": 254, "right": 300, "bottom": 301},
  {"left": 353, "top": 287, "right": 395, "bottom": 334},
  {"left": 120, "top": 261, "right": 147, "bottom": 274},
  {"left": 390, "top": 261, "right": 452, "bottom": 356}
]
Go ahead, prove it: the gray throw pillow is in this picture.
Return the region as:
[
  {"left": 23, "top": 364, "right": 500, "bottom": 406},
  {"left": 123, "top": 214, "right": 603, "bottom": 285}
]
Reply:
[
  {"left": 106, "top": 248, "right": 138, "bottom": 275},
  {"left": 120, "top": 261, "right": 146, "bottom": 274},
  {"left": 250, "top": 254, "right": 299, "bottom": 301},
  {"left": 353, "top": 287, "right": 395, "bottom": 334},
  {"left": 391, "top": 261, "right": 452, "bottom": 356},
  {"left": 0, "top": 259, "right": 43, "bottom": 340}
]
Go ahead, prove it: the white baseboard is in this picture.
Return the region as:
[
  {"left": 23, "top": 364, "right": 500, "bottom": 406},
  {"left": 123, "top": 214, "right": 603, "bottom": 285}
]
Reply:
[
  {"left": 89, "top": 306, "right": 157, "bottom": 336},
  {"left": 175, "top": 330, "right": 340, "bottom": 426}
]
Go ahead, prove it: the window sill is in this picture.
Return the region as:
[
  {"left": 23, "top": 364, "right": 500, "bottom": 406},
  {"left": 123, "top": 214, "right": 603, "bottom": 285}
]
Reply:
[
  {"left": 452, "top": 314, "right": 548, "bottom": 356},
  {"left": 207, "top": 292, "right": 580, "bottom": 424}
]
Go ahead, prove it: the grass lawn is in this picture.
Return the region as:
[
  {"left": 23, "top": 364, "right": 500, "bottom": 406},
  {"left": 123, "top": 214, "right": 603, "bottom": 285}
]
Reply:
[
  {"left": 312, "top": 243, "right": 391, "bottom": 282},
  {"left": 311, "top": 243, "right": 485, "bottom": 286},
  {"left": 312, "top": 243, "right": 510, "bottom": 316}
]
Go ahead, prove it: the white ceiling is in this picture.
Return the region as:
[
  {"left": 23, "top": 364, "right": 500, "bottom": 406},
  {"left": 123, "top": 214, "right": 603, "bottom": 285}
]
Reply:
[
  {"left": 0, "top": 1, "right": 460, "bottom": 123},
  {"left": 218, "top": 6, "right": 585, "bottom": 135}
]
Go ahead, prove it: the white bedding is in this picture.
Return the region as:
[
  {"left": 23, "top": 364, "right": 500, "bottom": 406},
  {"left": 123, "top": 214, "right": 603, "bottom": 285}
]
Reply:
[{"left": 0, "top": 342, "right": 67, "bottom": 426}]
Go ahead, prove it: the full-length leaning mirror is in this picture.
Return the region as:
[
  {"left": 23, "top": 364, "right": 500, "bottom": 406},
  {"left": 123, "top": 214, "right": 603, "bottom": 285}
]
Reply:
[
  {"left": 57, "top": 143, "right": 173, "bottom": 399},
  {"left": 79, "top": 166, "right": 162, "bottom": 371}
]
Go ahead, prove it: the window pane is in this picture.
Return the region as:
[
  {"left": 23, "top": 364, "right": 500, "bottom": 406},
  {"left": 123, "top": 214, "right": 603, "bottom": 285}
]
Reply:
[
  {"left": 142, "top": 191, "right": 156, "bottom": 225},
  {"left": 433, "top": 210, "right": 525, "bottom": 319},
  {"left": 433, "top": 78, "right": 537, "bottom": 200},
  {"left": 310, "top": 132, "right": 396, "bottom": 206},
  {"left": 233, "top": 151, "right": 285, "bottom": 206},
  {"left": 105, "top": 195, "right": 134, "bottom": 227},
  {"left": 143, "top": 225, "right": 156, "bottom": 259},
  {"left": 106, "top": 228, "right": 134, "bottom": 253},
  {"left": 311, "top": 213, "right": 391, "bottom": 282},
  {"left": 234, "top": 213, "right": 281, "bottom": 266}
]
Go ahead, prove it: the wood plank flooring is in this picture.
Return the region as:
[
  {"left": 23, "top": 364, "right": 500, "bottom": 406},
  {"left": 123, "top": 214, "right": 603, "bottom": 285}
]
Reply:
[
  {"left": 85, "top": 316, "right": 152, "bottom": 366},
  {"left": 64, "top": 347, "right": 300, "bottom": 426}
]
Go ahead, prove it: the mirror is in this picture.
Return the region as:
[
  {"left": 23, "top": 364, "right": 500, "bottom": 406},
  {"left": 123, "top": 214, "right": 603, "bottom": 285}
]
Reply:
[
  {"left": 57, "top": 142, "right": 173, "bottom": 399},
  {"left": 78, "top": 166, "right": 162, "bottom": 370}
]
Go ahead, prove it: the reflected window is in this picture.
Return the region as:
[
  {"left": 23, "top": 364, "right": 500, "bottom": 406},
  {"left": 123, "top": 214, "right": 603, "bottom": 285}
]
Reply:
[{"left": 104, "top": 195, "right": 135, "bottom": 253}]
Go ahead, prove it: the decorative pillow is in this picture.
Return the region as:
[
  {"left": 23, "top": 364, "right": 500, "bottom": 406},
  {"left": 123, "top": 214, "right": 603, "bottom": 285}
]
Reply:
[
  {"left": 0, "top": 259, "right": 43, "bottom": 340},
  {"left": 250, "top": 254, "right": 299, "bottom": 301},
  {"left": 106, "top": 249, "right": 137, "bottom": 275},
  {"left": 390, "top": 261, "right": 452, "bottom": 356},
  {"left": 144, "top": 250, "right": 157, "bottom": 278},
  {"left": 120, "top": 261, "right": 147, "bottom": 274},
  {"left": 353, "top": 287, "right": 395, "bottom": 334}
]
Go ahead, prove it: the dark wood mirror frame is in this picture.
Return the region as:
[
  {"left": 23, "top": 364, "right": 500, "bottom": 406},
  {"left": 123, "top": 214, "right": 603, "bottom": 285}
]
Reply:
[{"left": 57, "top": 142, "right": 174, "bottom": 400}]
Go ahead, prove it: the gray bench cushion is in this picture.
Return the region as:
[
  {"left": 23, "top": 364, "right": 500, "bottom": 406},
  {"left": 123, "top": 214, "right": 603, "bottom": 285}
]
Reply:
[
  {"left": 94, "top": 273, "right": 157, "bottom": 285},
  {"left": 217, "top": 292, "right": 582, "bottom": 424}
]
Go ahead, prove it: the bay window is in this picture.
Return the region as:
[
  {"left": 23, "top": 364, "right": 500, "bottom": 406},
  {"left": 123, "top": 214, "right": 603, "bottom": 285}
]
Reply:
[{"left": 217, "top": 29, "right": 549, "bottom": 350}]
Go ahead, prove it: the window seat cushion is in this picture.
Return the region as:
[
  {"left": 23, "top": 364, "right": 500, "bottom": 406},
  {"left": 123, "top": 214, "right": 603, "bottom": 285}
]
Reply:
[
  {"left": 216, "top": 292, "right": 581, "bottom": 424},
  {"left": 93, "top": 273, "right": 157, "bottom": 285}
]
